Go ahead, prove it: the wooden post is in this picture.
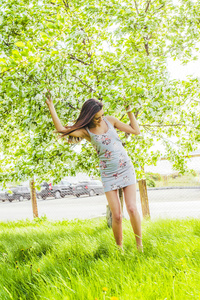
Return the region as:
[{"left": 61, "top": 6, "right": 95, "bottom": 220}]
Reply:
[
  {"left": 138, "top": 179, "right": 150, "bottom": 219},
  {"left": 106, "top": 188, "right": 124, "bottom": 228},
  {"left": 29, "top": 178, "right": 38, "bottom": 218},
  {"left": 163, "top": 175, "right": 168, "bottom": 186}
]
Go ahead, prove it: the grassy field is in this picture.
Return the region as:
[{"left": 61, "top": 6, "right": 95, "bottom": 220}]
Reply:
[{"left": 0, "top": 217, "right": 200, "bottom": 300}]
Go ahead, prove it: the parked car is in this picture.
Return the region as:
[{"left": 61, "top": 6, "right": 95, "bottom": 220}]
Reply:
[
  {"left": 5, "top": 186, "right": 31, "bottom": 202},
  {"left": 36, "top": 182, "right": 54, "bottom": 200},
  {"left": 73, "top": 180, "right": 104, "bottom": 197},
  {"left": 0, "top": 187, "right": 7, "bottom": 202},
  {"left": 52, "top": 180, "right": 74, "bottom": 199},
  {"left": 37, "top": 181, "right": 73, "bottom": 200}
]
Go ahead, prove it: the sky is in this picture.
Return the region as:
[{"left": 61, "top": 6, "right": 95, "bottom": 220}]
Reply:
[
  {"left": 167, "top": 56, "right": 200, "bottom": 80},
  {"left": 144, "top": 156, "right": 200, "bottom": 175}
]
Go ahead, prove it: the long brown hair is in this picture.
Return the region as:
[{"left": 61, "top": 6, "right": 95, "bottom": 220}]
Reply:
[{"left": 56, "top": 98, "right": 103, "bottom": 142}]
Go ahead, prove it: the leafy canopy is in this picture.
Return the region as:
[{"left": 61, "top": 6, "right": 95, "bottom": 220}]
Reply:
[{"left": 0, "top": 0, "right": 200, "bottom": 186}]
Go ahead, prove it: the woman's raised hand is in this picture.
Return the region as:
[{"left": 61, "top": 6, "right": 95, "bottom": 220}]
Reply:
[
  {"left": 123, "top": 98, "right": 130, "bottom": 111},
  {"left": 121, "top": 92, "right": 130, "bottom": 110},
  {"left": 45, "top": 90, "right": 53, "bottom": 106}
]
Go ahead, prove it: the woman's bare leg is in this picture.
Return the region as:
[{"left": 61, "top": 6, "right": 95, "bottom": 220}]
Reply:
[
  {"left": 123, "top": 184, "right": 143, "bottom": 250},
  {"left": 105, "top": 189, "right": 123, "bottom": 248}
]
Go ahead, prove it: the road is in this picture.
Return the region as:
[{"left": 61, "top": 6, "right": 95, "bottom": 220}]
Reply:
[{"left": 0, "top": 188, "right": 199, "bottom": 222}]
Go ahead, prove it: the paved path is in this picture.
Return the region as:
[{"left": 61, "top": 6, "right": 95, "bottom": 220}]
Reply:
[{"left": 0, "top": 188, "right": 199, "bottom": 222}]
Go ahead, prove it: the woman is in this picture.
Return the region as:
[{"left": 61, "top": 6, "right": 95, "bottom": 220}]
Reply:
[{"left": 46, "top": 94, "right": 143, "bottom": 251}]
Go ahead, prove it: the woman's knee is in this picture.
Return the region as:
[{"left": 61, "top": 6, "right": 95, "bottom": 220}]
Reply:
[
  {"left": 112, "top": 213, "right": 123, "bottom": 223},
  {"left": 127, "top": 205, "right": 138, "bottom": 217}
]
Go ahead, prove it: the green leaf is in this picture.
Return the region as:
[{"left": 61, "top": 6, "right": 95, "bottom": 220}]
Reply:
[
  {"left": 0, "top": 58, "right": 6, "bottom": 64},
  {"left": 15, "top": 42, "right": 25, "bottom": 48}
]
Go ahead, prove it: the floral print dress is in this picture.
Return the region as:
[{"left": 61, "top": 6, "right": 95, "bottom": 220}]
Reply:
[{"left": 85, "top": 116, "right": 136, "bottom": 192}]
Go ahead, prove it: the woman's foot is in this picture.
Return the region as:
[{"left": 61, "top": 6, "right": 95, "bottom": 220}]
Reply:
[{"left": 117, "top": 245, "right": 124, "bottom": 253}]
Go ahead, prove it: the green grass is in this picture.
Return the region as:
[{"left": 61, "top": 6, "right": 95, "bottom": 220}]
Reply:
[{"left": 0, "top": 217, "right": 200, "bottom": 300}]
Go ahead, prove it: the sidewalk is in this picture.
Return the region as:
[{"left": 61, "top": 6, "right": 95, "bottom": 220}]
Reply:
[{"left": 0, "top": 190, "right": 199, "bottom": 222}]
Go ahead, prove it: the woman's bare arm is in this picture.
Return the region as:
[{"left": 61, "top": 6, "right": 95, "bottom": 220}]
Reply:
[
  {"left": 125, "top": 105, "right": 140, "bottom": 134},
  {"left": 67, "top": 128, "right": 90, "bottom": 140},
  {"left": 45, "top": 91, "right": 90, "bottom": 140},
  {"left": 106, "top": 106, "right": 140, "bottom": 135},
  {"left": 45, "top": 91, "right": 66, "bottom": 131}
]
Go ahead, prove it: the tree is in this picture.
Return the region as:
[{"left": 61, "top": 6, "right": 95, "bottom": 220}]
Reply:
[{"left": 0, "top": 0, "right": 200, "bottom": 187}]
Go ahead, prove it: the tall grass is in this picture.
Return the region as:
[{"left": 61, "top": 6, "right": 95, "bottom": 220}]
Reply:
[
  {"left": 146, "top": 172, "right": 200, "bottom": 188},
  {"left": 0, "top": 216, "right": 200, "bottom": 300}
]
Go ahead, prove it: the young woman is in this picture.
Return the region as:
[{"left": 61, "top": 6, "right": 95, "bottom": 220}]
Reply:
[{"left": 46, "top": 94, "right": 143, "bottom": 251}]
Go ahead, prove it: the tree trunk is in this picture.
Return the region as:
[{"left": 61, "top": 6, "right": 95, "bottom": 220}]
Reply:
[
  {"left": 138, "top": 179, "right": 150, "bottom": 219},
  {"left": 29, "top": 177, "right": 38, "bottom": 218},
  {"left": 106, "top": 188, "right": 124, "bottom": 227},
  {"left": 106, "top": 204, "right": 112, "bottom": 228},
  {"left": 119, "top": 188, "right": 124, "bottom": 214}
]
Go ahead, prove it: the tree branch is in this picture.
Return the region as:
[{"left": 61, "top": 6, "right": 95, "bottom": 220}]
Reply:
[
  {"left": 69, "top": 54, "right": 91, "bottom": 66},
  {"left": 150, "top": 4, "right": 165, "bottom": 16},
  {"left": 143, "top": 126, "right": 178, "bottom": 146},
  {"left": 144, "top": 41, "right": 149, "bottom": 56},
  {"left": 3, "top": 39, "right": 12, "bottom": 47},
  {"left": 142, "top": 123, "right": 185, "bottom": 127},
  {"left": 134, "top": 0, "right": 140, "bottom": 15},
  {"left": 0, "top": 58, "right": 29, "bottom": 77},
  {"left": 62, "top": 101, "right": 76, "bottom": 110},
  {"left": 72, "top": 75, "right": 96, "bottom": 92},
  {"left": 62, "top": 0, "right": 69, "bottom": 10},
  {"left": 145, "top": 0, "right": 151, "bottom": 13},
  {"left": 96, "top": 67, "right": 121, "bottom": 74},
  {"left": 141, "top": 123, "right": 199, "bottom": 129},
  {"left": 45, "top": 19, "right": 55, "bottom": 23}
]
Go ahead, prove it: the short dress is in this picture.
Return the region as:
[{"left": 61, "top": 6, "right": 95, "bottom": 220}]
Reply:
[{"left": 85, "top": 116, "right": 136, "bottom": 192}]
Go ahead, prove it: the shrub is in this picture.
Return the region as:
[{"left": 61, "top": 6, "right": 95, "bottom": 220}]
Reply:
[
  {"left": 146, "top": 178, "right": 156, "bottom": 187},
  {"left": 146, "top": 172, "right": 161, "bottom": 181}
]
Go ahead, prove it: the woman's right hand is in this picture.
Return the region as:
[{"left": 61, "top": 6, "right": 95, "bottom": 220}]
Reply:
[{"left": 45, "top": 90, "right": 53, "bottom": 106}]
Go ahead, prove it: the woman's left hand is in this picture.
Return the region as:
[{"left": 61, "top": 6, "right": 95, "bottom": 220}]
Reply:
[{"left": 45, "top": 90, "right": 53, "bottom": 106}]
